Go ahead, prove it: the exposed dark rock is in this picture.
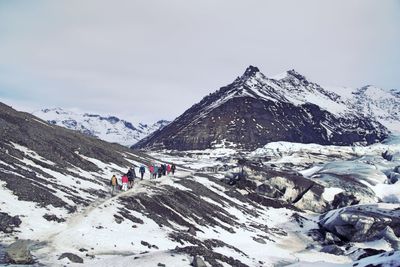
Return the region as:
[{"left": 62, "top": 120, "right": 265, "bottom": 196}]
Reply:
[
  {"left": 331, "top": 192, "right": 360, "bottom": 209},
  {"left": 324, "top": 232, "right": 342, "bottom": 245},
  {"left": 308, "top": 229, "right": 325, "bottom": 242},
  {"left": 319, "top": 205, "right": 400, "bottom": 243},
  {"left": 320, "top": 245, "right": 344, "bottom": 255},
  {"left": 43, "top": 214, "right": 66, "bottom": 223},
  {"left": 113, "top": 214, "right": 124, "bottom": 224},
  {"left": 388, "top": 172, "right": 400, "bottom": 184},
  {"left": 188, "top": 226, "right": 197, "bottom": 236},
  {"left": 58, "top": 252, "right": 84, "bottom": 263},
  {"left": 174, "top": 245, "right": 248, "bottom": 267},
  {"left": 252, "top": 237, "right": 266, "bottom": 244},
  {"left": 118, "top": 208, "right": 144, "bottom": 224},
  {"left": 394, "top": 165, "right": 400, "bottom": 174},
  {"left": 0, "top": 212, "right": 21, "bottom": 233},
  {"left": 357, "top": 248, "right": 386, "bottom": 260},
  {"left": 157, "top": 263, "right": 166, "bottom": 267},
  {"left": 382, "top": 150, "right": 393, "bottom": 161},
  {"left": 118, "top": 177, "right": 264, "bottom": 234},
  {"left": 291, "top": 213, "right": 308, "bottom": 228},
  {"left": 140, "top": 241, "right": 158, "bottom": 249}
]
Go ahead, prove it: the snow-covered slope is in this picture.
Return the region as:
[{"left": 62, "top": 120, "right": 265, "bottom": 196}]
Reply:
[
  {"left": 32, "top": 108, "right": 169, "bottom": 147},
  {"left": 353, "top": 86, "right": 400, "bottom": 132},
  {"left": 1, "top": 102, "right": 400, "bottom": 266},
  {"left": 325, "top": 85, "right": 400, "bottom": 132}
]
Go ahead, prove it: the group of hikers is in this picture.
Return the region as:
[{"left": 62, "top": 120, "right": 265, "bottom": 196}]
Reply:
[{"left": 109, "top": 163, "right": 176, "bottom": 196}]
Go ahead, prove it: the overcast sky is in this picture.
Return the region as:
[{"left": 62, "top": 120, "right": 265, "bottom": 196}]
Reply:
[{"left": 0, "top": 0, "right": 399, "bottom": 123}]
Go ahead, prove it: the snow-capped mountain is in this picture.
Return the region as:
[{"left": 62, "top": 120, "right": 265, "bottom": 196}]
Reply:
[
  {"left": 32, "top": 108, "right": 169, "bottom": 147},
  {"left": 1, "top": 101, "right": 400, "bottom": 267},
  {"left": 133, "top": 66, "right": 390, "bottom": 151},
  {"left": 342, "top": 85, "right": 400, "bottom": 132}
]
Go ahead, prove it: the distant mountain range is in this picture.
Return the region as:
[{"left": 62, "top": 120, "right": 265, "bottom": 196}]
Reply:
[
  {"left": 133, "top": 66, "right": 399, "bottom": 150},
  {"left": 32, "top": 108, "right": 169, "bottom": 147}
]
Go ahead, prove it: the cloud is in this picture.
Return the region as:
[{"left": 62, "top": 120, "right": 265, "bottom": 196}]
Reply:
[{"left": 0, "top": 0, "right": 399, "bottom": 122}]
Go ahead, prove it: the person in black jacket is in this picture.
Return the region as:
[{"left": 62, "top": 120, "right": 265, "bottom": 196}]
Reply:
[
  {"left": 171, "top": 164, "right": 176, "bottom": 175},
  {"left": 139, "top": 165, "right": 146, "bottom": 180}
]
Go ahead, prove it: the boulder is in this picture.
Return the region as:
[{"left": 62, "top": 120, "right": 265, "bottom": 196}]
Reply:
[
  {"left": 323, "top": 232, "right": 342, "bottom": 245},
  {"left": 388, "top": 172, "right": 400, "bottom": 184},
  {"left": 255, "top": 171, "right": 328, "bottom": 213},
  {"left": 356, "top": 248, "right": 386, "bottom": 260},
  {"left": 192, "top": 255, "right": 207, "bottom": 267},
  {"left": 5, "top": 240, "right": 34, "bottom": 264},
  {"left": 319, "top": 204, "right": 400, "bottom": 243},
  {"left": 58, "top": 252, "right": 84, "bottom": 263},
  {"left": 331, "top": 192, "right": 359, "bottom": 209},
  {"left": 394, "top": 165, "right": 400, "bottom": 174},
  {"left": 320, "top": 244, "right": 344, "bottom": 255},
  {"left": 307, "top": 229, "right": 325, "bottom": 242},
  {"left": 252, "top": 237, "right": 266, "bottom": 244}
]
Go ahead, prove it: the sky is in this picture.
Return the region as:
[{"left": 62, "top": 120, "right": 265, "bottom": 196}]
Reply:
[{"left": 0, "top": 0, "right": 399, "bottom": 123}]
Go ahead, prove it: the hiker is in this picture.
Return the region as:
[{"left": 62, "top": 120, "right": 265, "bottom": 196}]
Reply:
[
  {"left": 121, "top": 175, "right": 129, "bottom": 191},
  {"left": 162, "top": 164, "right": 167, "bottom": 176},
  {"left": 130, "top": 167, "right": 136, "bottom": 187},
  {"left": 127, "top": 168, "right": 134, "bottom": 189},
  {"left": 139, "top": 165, "right": 146, "bottom": 180},
  {"left": 110, "top": 175, "right": 118, "bottom": 196},
  {"left": 149, "top": 165, "right": 154, "bottom": 179},
  {"left": 153, "top": 165, "right": 159, "bottom": 179},
  {"left": 158, "top": 165, "right": 163, "bottom": 178},
  {"left": 131, "top": 167, "right": 137, "bottom": 179},
  {"left": 171, "top": 163, "right": 176, "bottom": 175},
  {"left": 167, "top": 164, "right": 171, "bottom": 175}
]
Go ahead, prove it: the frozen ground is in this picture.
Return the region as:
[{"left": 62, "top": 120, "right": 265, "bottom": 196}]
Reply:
[{"left": 1, "top": 138, "right": 400, "bottom": 266}]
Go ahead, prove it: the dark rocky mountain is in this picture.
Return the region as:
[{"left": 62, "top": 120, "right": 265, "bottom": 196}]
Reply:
[{"left": 133, "top": 66, "right": 388, "bottom": 151}]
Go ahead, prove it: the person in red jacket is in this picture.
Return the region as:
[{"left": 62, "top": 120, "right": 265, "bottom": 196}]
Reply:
[
  {"left": 121, "top": 175, "right": 129, "bottom": 191},
  {"left": 149, "top": 165, "right": 154, "bottom": 179},
  {"left": 167, "top": 164, "right": 171, "bottom": 175}
]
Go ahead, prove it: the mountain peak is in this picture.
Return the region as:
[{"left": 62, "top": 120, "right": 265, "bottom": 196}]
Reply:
[
  {"left": 286, "top": 69, "right": 307, "bottom": 81},
  {"left": 242, "top": 65, "right": 260, "bottom": 78}
]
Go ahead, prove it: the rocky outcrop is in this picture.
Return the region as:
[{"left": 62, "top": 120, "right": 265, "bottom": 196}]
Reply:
[
  {"left": 58, "top": 252, "right": 84, "bottom": 263},
  {"left": 331, "top": 192, "right": 360, "bottom": 209},
  {"left": 0, "top": 212, "right": 21, "bottom": 233},
  {"left": 245, "top": 165, "right": 329, "bottom": 212},
  {"left": 5, "top": 240, "right": 34, "bottom": 264},
  {"left": 319, "top": 204, "right": 400, "bottom": 244}
]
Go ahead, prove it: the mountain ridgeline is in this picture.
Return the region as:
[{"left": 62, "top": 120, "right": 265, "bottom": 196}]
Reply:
[
  {"left": 133, "top": 66, "right": 390, "bottom": 151},
  {"left": 33, "top": 108, "right": 170, "bottom": 147}
]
